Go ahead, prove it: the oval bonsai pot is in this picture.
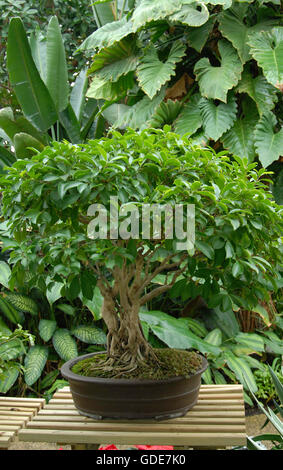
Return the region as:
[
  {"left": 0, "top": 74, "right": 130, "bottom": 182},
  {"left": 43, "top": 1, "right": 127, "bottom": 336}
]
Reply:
[{"left": 61, "top": 351, "right": 208, "bottom": 420}]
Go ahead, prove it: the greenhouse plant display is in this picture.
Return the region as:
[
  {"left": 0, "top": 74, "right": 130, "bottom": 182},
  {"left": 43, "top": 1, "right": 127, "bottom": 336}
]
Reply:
[{"left": 0, "top": 128, "right": 282, "bottom": 419}]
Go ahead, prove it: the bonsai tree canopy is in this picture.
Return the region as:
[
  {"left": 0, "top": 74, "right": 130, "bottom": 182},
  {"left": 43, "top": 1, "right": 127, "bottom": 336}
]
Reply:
[{"left": 1, "top": 128, "right": 282, "bottom": 374}]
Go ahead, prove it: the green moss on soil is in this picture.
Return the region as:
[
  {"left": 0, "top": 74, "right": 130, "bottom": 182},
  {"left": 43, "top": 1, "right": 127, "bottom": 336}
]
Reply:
[{"left": 71, "top": 348, "right": 203, "bottom": 380}]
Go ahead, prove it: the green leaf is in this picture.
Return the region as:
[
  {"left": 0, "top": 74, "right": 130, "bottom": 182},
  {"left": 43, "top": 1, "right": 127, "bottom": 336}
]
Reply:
[
  {"left": 45, "top": 16, "right": 69, "bottom": 112},
  {"left": 186, "top": 14, "right": 215, "bottom": 52},
  {"left": 79, "top": 17, "right": 134, "bottom": 51},
  {"left": 29, "top": 30, "right": 47, "bottom": 82},
  {"left": 5, "top": 293, "right": 38, "bottom": 316},
  {"left": 46, "top": 282, "right": 64, "bottom": 306},
  {"left": 199, "top": 93, "right": 237, "bottom": 141},
  {"left": 221, "top": 106, "right": 257, "bottom": 162},
  {"left": 39, "top": 319, "right": 57, "bottom": 342},
  {"left": 0, "top": 366, "right": 19, "bottom": 393},
  {"left": 59, "top": 104, "right": 81, "bottom": 144},
  {"left": 148, "top": 99, "right": 183, "bottom": 128},
  {"left": 71, "top": 325, "right": 106, "bottom": 345},
  {"left": 204, "top": 328, "right": 222, "bottom": 347},
  {"left": 0, "top": 297, "right": 24, "bottom": 325},
  {"left": 236, "top": 69, "right": 277, "bottom": 116},
  {"left": 140, "top": 310, "right": 221, "bottom": 356},
  {"left": 0, "top": 317, "right": 11, "bottom": 335},
  {"left": 70, "top": 69, "right": 88, "bottom": 123},
  {"left": 0, "top": 338, "right": 25, "bottom": 360},
  {"left": 7, "top": 18, "right": 57, "bottom": 132},
  {"left": 137, "top": 41, "right": 186, "bottom": 99},
  {"left": 268, "top": 366, "right": 283, "bottom": 405},
  {"left": 248, "top": 27, "right": 283, "bottom": 88},
  {"left": 195, "top": 240, "right": 214, "bottom": 259},
  {"left": 94, "top": 1, "right": 115, "bottom": 26},
  {"left": 102, "top": 103, "right": 131, "bottom": 127},
  {"left": 194, "top": 39, "right": 243, "bottom": 102},
  {"left": 224, "top": 350, "right": 257, "bottom": 392},
  {"left": 81, "top": 286, "right": 103, "bottom": 321},
  {"left": 132, "top": 0, "right": 182, "bottom": 31},
  {"left": 24, "top": 345, "right": 48, "bottom": 386},
  {"left": 52, "top": 328, "right": 78, "bottom": 362},
  {"left": 0, "top": 145, "right": 16, "bottom": 171},
  {"left": 89, "top": 38, "right": 139, "bottom": 82},
  {"left": 174, "top": 93, "right": 203, "bottom": 137},
  {"left": 254, "top": 112, "right": 283, "bottom": 167},
  {"left": 56, "top": 304, "right": 75, "bottom": 316},
  {"left": 235, "top": 332, "right": 265, "bottom": 352},
  {"left": 14, "top": 132, "right": 45, "bottom": 159},
  {"left": 219, "top": 6, "right": 278, "bottom": 64},
  {"left": 169, "top": 2, "right": 209, "bottom": 27},
  {"left": 80, "top": 271, "right": 97, "bottom": 301},
  {"left": 0, "top": 261, "right": 11, "bottom": 288},
  {"left": 87, "top": 72, "right": 135, "bottom": 100}
]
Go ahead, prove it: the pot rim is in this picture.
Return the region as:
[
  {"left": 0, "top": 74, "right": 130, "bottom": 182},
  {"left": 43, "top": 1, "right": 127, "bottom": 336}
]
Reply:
[{"left": 61, "top": 350, "right": 208, "bottom": 386}]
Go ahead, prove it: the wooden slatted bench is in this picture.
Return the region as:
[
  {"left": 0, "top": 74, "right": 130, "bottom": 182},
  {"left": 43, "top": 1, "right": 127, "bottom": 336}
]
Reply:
[
  {"left": 0, "top": 396, "right": 45, "bottom": 449},
  {"left": 18, "top": 384, "right": 246, "bottom": 450}
]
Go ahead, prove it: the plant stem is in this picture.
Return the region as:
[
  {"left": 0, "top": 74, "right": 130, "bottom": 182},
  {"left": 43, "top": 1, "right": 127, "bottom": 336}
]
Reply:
[
  {"left": 91, "top": 3, "right": 101, "bottom": 28},
  {"left": 51, "top": 125, "right": 56, "bottom": 141},
  {"left": 120, "top": 0, "right": 127, "bottom": 19}
]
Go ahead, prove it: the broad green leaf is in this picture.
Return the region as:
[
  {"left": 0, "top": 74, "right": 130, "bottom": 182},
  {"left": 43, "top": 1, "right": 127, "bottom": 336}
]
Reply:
[
  {"left": 194, "top": 40, "right": 243, "bottom": 102},
  {"left": 140, "top": 310, "right": 221, "bottom": 355},
  {"left": 80, "top": 271, "right": 97, "bottom": 301},
  {"left": 169, "top": 2, "right": 209, "bottom": 27},
  {"left": 235, "top": 332, "right": 265, "bottom": 352},
  {"left": 29, "top": 30, "right": 47, "bottom": 82},
  {"left": 0, "top": 108, "right": 49, "bottom": 146},
  {"left": 113, "top": 90, "right": 166, "bottom": 129},
  {"left": 174, "top": 93, "right": 203, "bottom": 137},
  {"left": 70, "top": 69, "right": 88, "bottom": 122},
  {"left": 202, "top": 365, "right": 213, "bottom": 384},
  {"left": 212, "top": 369, "right": 227, "bottom": 384},
  {"left": 0, "top": 297, "right": 24, "bottom": 325},
  {"left": 178, "top": 317, "right": 208, "bottom": 338},
  {"left": 254, "top": 112, "right": 283, "bottom": 167},
  {"left": 252, "top": 304, "right": 271, "bottom": 327},
  {"left": 7, "top": 18, "right": 57, "bottom": 132},
  {"left": 81, "top": 286, "right": 104, "bottom": 321},
  {"left": 56, "top": 304, "right": 75, "bottom": 316},
  {"left": 59, "top": 104, "right": 81, "bottom": 144},
  {"left": 210, "top": 307, "right": 240, "bottom": 338},
  {"left": 204, "top": 328, "right": 222, "bottom": 347},
  {"left": 79, "top": 17, "right": 134, "bottom": 51},
  {"left": 52, "top": 328, "right": 78, "bottom": 361},
  {"left": 94, "top": 1, "right": 115, "bottom": 26},
  {"left": 137, "top": 41, "right": 186, "bottom": 99},
  {"left": 87, "top": 72, "right": 135, "bottom": 100},
  {"left": 199, "top": 93, "right": 237, "bottom": 141},
  {"left": 148, "top": 99, "right": 183, "bottom": 128},
  {"left": 132, "top": 0, "right": 182, "bottom": 31},
  {"left": 14, "top": 132, "right": 44, "bottom": 159},
  {"left": 186, "top": 14, "right": 216, "bottom": 52},
  {"left": 0, "top": 338, "right": 25, "bottom": 360},
  {"left": 5, "top": 293, "right": 38, "bottom": 316},
  {"left": 24, "top": 345, "right": 48, "bottom": 386},
  {"left": 71, "top": 325, "right": 107, "bottom": 345},
  {"left": 45, "top": 16, "right": 69, "bottom": 112},
  {"left": 46, "top": 282, "right": 64, "bottom": 306},
  {"left": 248, "top": 27, "right": 283, "bottom": 88},
  {"left": 0, "top": 261, "right": 11, "bottom": 288},
  {"left": 89, "top": 39, "right": 139, "bottom": 82},
  {"left": 268, "top": 366, "right": 283, "bottom": 405},
  {"left": 102, "top": 103, "right": 130, "bottom": 127},
  {"left": 0, "top": 145, "right": 16, "bottom": 171},
  {"left": 39, "top": 319, "right": 57, "bottom": 342},
  {"left": 219, "top": 7, "right": 278, "bottom": 64},
  {"left": 236, "top": 69, "right": 278, "bottom": 115},
  {"left": 224, "top": 350, "right": 257, "bottom": 392},
  {"left": 0, "top": 366, "right": 19, "bottom": 393}
]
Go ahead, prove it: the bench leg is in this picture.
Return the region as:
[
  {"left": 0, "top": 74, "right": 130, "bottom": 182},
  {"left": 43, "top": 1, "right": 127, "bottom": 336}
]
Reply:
[{"left": 71, "top": 444, "right": 100, "bottom": 450}]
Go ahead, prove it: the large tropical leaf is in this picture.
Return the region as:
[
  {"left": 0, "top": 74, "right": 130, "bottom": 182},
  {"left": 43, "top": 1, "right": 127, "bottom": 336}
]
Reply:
[
  {"left": 88, "top": 38, "right": 139, "bottom": 82},
  {"left": 7, "top": 18, "right": 57, "bottom": 132},
  {"left": 0, "top": 297, "right": 25, "bottom": 325},
  {"left": 45, "top": 16, "right": 69, "bottom": 112},
  {"left": 235, "top": 332, "right": 265, "bottom": 353},
  {"left": 224, "top": 350, "right": 258, "bottom": 392},
  {"left": 0, "top": 366, "right": 19, "bottom": 393},
  {"left": 5, "top": 293, "right": 38, "bottom": 316},
  {"left": 139, "top": 310, "right": 221, "bottom": 356},
  {"left": 137, "top": 41, "right": 186, "bottom": 99},
  {"left": 194, "top": 40, "right": 243, "bottom": 102},
  {"left": 39, "top": 319, "right": 57, "bottom": 342},
  {"left": 254, "top": 112, "right": 283, "bottom": 167},
  {"left": 24, "top": 345, "right": 48, "bottom": 386},
  {"left": 0, "top": 338, "right": 25, "bottom": 361},
  {"left": 70, "top": 69, "right": 88, "bottom": 123},
  {"left": 248, "top": 27, "right": 283, "bottom": 88},
  {"left": 87, "top": 72, "right": 135, "bottom": 100},
  {"left": 0, "top": 261, "right": 11, "bottom": 289},
  {"left": 94, "top": 1, "right": 115, "bottom": 26},
  {"left": 219, "top": 6, "right": 278, "bottom": 64},
  {"left": 148, "top": 99, "right": 183, "bottom": 128},
  {"left": 169, "top": 2, "right": 209, "bottom": 27},
  {"left": 113, "top": 90, "right": 166, "bottom": 129},
  {"left": 52, "top": 328, "right": 78, "bottom": 362},
  {"left": 29, "top": 30, "right": 47, "bottom": 82},
  {"left": 59, "top": 105, "right": 82, "bottom": 144},
  {"left": 186, "top": 14, "right": 216, "bottom": 52},
  {"left": 199, "top": 93, "right": 237, "bottom": 141},
  {"left": 102, "top": 103, "right": 130, "bottom": 127},
  {"left": 79, "top": 17, "right": 134, "bottom": 51},
  {"left": 0, "top": 145, "right": 16, "bottom": 171},
  {"left": 14, "top": 132, "right": 44, "bottom": 159},
  {"left": 71, "top": 325, "right": 107, "bottom": 345},
  {"left": 174, "top": 93, "right": 203, "bottom": 137},
  {"left": 236, "top": 69, "right": 278, "bottom": 115},
  {"left": 0, "top": 108, "right": 49, "bottom": 146},
  {"left": 131, "top": 0, "right": 182, "bottom": 31}
]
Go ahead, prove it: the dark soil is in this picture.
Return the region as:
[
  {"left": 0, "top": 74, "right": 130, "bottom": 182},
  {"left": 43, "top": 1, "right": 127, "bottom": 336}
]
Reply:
[{"left": 71, "top": 348, "right": 203, "bottom": 380}]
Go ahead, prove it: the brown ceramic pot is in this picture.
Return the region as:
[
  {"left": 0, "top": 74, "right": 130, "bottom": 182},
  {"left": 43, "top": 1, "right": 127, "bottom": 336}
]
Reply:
[{"left": 61, "top": 351, "right": 208, "bottom": 420}]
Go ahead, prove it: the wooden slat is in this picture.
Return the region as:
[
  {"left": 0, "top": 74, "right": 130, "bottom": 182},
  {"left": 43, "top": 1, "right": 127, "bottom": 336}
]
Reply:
[{"left": 18, "top": 384, "right": 246, "bottom": 448}]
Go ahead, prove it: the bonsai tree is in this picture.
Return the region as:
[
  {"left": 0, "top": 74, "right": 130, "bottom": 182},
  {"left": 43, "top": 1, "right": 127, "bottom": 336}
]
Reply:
[{"left": 0, "top": 128, "right": 282, "bottom": 376}]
